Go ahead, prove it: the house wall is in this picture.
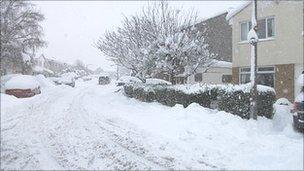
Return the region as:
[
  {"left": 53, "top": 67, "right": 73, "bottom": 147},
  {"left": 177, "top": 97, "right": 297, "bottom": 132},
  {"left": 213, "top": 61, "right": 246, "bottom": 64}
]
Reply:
[
  {"left": 195, "top": 12, "right": 232, "bottom": 62},
  {"left": 231, "top": 1, "right": 303, "bottom": 67},
  {"left": 187, "top": 67, "right": 232, "bottom": 84},
  {"left": 230, "top": 1, "right": 303, "bottom": 101}
]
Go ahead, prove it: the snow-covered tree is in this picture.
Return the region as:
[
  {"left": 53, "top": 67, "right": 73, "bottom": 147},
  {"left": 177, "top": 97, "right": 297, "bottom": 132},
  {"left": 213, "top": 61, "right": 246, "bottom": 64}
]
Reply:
[
  {"left": 0, "top": 0, "right": 45, "bottom": 75},
  {"left": 96, "top": 1, "right": 214, "bottom": 81}
]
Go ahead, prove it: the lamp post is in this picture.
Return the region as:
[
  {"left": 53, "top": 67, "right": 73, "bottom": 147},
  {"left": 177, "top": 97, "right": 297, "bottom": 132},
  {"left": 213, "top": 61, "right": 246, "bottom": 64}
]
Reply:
[{"left": 248, "top": 0, "right": 258, "bottom": 120}]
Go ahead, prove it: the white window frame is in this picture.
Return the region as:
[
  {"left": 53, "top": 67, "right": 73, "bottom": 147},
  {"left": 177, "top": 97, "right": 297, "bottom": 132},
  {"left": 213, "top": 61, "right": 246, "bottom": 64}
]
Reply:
[
  {"left": 239, "top": 16, "right": 275, "bottom": 43},
  {"left": 240, "top": 21, "right": 251, "bottom": 42},
  {"left": 239, "top": 66, "right": 275, "bottom": 88}
]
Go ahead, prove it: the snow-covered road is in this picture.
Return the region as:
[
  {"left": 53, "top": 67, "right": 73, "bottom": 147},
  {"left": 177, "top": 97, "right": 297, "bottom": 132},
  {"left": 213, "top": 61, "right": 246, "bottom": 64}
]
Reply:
[{"left": 1, "top": 79, "right": 303, "bottom": 170}]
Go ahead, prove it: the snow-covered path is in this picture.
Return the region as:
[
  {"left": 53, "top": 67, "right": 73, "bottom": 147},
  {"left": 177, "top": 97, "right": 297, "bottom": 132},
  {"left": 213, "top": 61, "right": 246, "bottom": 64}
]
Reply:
[{"left": 1, "top": 80, "right": 303, "bottom": 170}]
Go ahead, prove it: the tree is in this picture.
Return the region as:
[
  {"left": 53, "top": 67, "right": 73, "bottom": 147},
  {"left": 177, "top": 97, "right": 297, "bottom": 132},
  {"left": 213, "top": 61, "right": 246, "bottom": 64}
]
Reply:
[
  {"left": 96, "top": 1, "right": 214, "bottom": 81},
  {"left": 0, "top": 0, "right": 45, "bottom": 75}
]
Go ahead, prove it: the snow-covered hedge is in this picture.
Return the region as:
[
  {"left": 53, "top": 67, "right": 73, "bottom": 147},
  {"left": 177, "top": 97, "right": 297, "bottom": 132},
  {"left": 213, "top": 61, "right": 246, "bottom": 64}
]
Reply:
[{"left": 124, "top": 83, "right": 276, "bottom": 119}]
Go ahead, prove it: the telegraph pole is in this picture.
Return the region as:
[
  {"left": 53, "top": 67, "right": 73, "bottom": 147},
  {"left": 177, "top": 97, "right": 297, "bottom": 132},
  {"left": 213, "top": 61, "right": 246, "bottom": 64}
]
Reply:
[{"left": 249, "top": 0, "right": 258, "bottom": 120}]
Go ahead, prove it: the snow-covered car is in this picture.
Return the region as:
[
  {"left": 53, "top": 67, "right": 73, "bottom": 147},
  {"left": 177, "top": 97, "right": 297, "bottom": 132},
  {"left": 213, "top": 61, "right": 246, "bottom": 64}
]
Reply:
[
  {"left": 82, "top": 76, "right": 92, "bottom": 81},
  {"left": 292, "top": 73, "right": 304, "bottom": 132},
  {"left": 54, "top": 73, "right": 76, "bottom": 87},
  {"left": 99, "top": 76, "right": 110, "bottom": 85},
  {"left": 145, "top": 78, "right": 172, "bottom": 85},
  {"left": 4, "top": 75, "right": 41, "bottom": 98},
  {"left": 116, "top": 76, "right": 142, "bottom": 86}
]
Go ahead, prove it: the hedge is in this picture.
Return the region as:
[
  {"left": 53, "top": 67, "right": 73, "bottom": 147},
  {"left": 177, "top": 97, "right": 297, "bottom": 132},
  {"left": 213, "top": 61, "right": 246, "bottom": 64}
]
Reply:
[{"left": 124, "top": 83, "right": 276, "bottom": 119}]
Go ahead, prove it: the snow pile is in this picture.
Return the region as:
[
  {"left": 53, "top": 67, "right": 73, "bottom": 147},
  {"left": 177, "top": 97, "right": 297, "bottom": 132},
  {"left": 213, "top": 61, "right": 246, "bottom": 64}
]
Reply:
[
  {"left": 4, "top": 75, "right": 40, "bottom": 90},
  {"left": 145, "top": 78, "right": 172, "bottom": 85},
  {"left": 117, "top": 76, "right": 142, "bottom": 84},
  {"left": 272, "top": 98, "right": 293, "bottom": 132},
  {"left": 34, "top": 75, "right": 55, "bottom": 88}
]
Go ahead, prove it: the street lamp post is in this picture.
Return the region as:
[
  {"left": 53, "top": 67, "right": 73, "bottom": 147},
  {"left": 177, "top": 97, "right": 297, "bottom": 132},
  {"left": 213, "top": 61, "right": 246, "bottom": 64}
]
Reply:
[{"left": 249, "top": 0, "right": 258, "bottom": 120}]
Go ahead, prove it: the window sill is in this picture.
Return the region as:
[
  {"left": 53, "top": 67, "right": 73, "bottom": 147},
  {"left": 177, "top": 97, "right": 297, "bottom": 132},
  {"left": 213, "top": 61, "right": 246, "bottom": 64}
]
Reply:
[{"left": 238, "top": 37, "right": 275, "bottom": 44}]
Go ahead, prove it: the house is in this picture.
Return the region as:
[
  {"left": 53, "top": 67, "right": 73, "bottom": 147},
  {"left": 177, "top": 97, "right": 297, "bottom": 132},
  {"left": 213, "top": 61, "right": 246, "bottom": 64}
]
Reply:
[
  {"left": 176, "top": 11, "right": 233, "bottom": 84},
  {"left": 227, "top": 1, "right": 303, "bottom": 102},
  {"left": 187, "top": 60, "right": 232, "bottom": 84}
]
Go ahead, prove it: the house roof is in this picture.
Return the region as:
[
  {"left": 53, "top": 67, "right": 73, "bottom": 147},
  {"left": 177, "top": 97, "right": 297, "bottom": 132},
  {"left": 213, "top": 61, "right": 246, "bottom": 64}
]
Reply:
[{"left": 226, "top": 1, "right": 251, "bottom": 21}]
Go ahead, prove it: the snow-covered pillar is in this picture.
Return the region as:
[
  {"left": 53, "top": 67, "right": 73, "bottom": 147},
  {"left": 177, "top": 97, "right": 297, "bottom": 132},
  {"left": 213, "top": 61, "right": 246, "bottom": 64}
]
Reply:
[{"left": 248, "top": 0, "right": 258, "bottom": 120}]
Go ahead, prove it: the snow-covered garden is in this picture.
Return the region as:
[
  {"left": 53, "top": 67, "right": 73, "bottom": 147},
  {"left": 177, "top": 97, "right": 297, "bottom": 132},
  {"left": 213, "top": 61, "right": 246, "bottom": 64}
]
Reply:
[{"left": 1, "top": 76, "right": 303, "bottom": 170}]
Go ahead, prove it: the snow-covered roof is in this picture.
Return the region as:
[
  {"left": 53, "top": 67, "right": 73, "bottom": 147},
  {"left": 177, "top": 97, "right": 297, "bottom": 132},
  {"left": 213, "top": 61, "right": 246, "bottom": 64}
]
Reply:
[
  {"left": 5, "top": 75, "right": 40, "bottom": 90},
  {"left": 211, "top": 60, "right": 232, "bottom": 68},
  {"left": 145, "top": 78, "right": 172, "bottom": 85},
  {"left": 226, "top": 1, "right": 251, "bottom": 21}
]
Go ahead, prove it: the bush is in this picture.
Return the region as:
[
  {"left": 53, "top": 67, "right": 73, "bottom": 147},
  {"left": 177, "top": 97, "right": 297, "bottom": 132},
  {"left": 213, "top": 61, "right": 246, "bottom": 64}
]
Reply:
[{"left": 123, "top": 83, "right": 276, "bottom": 119}]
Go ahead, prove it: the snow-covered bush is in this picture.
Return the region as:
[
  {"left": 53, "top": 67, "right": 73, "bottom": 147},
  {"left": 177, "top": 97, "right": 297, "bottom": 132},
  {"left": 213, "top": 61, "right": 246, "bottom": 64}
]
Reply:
[
  {"left": 218, "top": 88, "right": 276, "bottom": 119},
  {"left": 124, "top": 83, "right": 276, "bottom": 119}
]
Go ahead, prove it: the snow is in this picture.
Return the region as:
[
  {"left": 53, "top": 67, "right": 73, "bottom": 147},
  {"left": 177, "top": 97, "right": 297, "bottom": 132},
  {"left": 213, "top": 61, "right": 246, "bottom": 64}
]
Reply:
[
  {"left": 34, "top": 75, "right": 55, "bottom": 88},
  {"left": 117, "top": 76, "right": 142, "bottom": 84},
  {"left": 145, "top": 78, "right": 172, "bottom": 85},
  {"left": 59, "top": 72, "right": 76, "bottom": 84},
  {"left": 168, "top": 83, "right": 274, "bottom": 95},
  {"left": 1, "top": 80, "right": 302, "bottom": 170},
  {"left": 211, "top": 60, "right": 232, "bottom": 68},
  {"left": 33, "top": 66, "right": 54, "bottom": 74},
  {"left": 296, "top": 73, "right": 304, "bottom": 86},
  {"left": 4, "top": 75, "right": 40, "bottom": 90}
]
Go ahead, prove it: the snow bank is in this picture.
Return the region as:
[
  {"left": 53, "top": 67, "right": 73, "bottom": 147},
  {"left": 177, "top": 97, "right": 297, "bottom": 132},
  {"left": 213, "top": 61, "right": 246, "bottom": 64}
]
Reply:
[
  {"left": 145, "top": 78, "right": 172, "bottom": 85},
  {"left": 4, "top": 75, "right": 40, "bottom": 90}
]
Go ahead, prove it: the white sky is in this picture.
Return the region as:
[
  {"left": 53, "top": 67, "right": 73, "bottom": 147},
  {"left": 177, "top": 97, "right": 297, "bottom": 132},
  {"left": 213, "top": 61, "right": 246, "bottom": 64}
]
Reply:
[{"left": 35, "top": 1, "right": 243, "bottom": 71}]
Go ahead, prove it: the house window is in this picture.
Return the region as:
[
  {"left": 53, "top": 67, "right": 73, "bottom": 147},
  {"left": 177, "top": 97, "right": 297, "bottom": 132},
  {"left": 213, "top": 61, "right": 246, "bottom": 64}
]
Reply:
[
  {"left": 240, "top": 17, "right": 275, "bottom": 41},
  {"left": 194, "top": 73, "right": 202, "bottom": 82},
  {"left": 222, "top": 75, "right": 232, "bottom": 83},
  {"left": 240, "top": 21, "right": 251, "bottom": 41},
  {"left": 267, "top": 18, "right": 275, "bottom": 37},
  {"left": 239, "top": 66, "right": 275, "bottom": 88}
]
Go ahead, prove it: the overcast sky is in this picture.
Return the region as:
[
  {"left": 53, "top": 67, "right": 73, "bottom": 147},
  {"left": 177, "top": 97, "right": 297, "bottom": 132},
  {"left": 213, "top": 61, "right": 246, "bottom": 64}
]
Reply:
[{"left": 35, "top": 1, "right": 243, "bottom": 71}]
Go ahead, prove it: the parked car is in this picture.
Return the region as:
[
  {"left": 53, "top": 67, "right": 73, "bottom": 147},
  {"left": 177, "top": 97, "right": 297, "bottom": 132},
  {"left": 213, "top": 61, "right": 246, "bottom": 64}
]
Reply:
[
  {"left": 99, "top": 76, "right": 110, "bottom": 85},
  {"left": 52, "top": 73, "right": 76, "bottom": 87},
  {"left": 116, "top": 76, "right": 142, "bottom": 86},
  {"left": 4, "top": 75, "right": 41, "bottom": 98},
  {"left": 292, "top": 72, "right": 304, "bottom": 132}
]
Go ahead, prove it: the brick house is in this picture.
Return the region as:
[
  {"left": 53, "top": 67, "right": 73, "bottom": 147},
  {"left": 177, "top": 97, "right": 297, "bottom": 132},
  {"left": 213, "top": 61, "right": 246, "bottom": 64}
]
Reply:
[
  {"left": 176, "top": 11, "right": 233, "bottom": 84},
  {"left": 227, "top": 1, "right": 303, "bottom": 102}
]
